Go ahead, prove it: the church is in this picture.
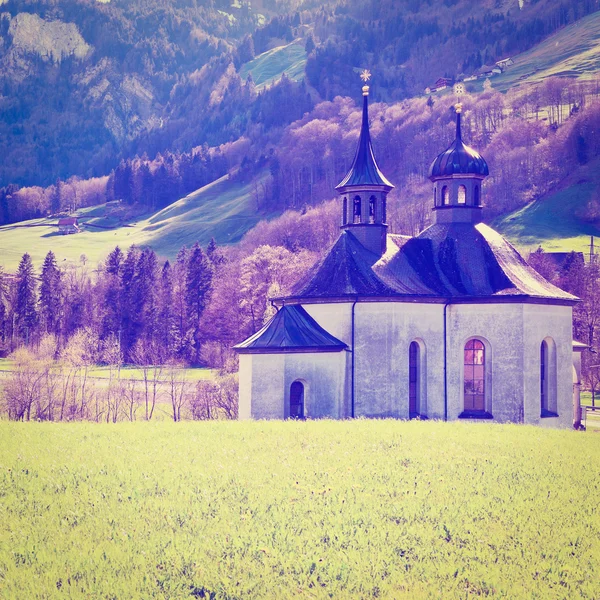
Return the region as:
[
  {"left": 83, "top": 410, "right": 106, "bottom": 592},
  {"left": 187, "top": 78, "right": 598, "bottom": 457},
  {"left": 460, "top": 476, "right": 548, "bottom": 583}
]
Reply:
[{"left": 234, "top": 76, "right": 582, "bottom": 428}]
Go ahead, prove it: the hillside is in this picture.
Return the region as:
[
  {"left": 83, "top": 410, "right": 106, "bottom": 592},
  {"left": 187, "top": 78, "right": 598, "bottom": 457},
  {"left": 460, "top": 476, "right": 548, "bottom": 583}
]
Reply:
[
  {"left": 239, "top": 39, "right": 307, "bottom": 89},
  {"left": 470, "top": 10, "right": 600, "bottom": 93},
  {"left": 0, "top": 172, "right": 271, "bottom": 269}
]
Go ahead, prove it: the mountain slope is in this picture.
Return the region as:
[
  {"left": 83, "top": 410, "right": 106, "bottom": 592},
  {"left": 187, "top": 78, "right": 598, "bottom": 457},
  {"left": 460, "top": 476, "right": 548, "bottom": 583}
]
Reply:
[{"left": 0, "top": 172, "right": 271, "bottom": 269}]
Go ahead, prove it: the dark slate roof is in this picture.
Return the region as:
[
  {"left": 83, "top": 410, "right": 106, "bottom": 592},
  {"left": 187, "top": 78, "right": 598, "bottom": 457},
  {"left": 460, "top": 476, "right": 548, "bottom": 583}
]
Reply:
[
  {"left": 289, "top": 230, "right": 396, "bottom": 298},
  {"left": 336, "top": 93, "right": 394, "bottom": 190},
  {"left": 373, "top": 223, "right": 577, "bottom": 301},
  {"left": 234, "top": 305, "right": 347, "bottom": 354},
  {"left": 429, "top": 113, "right": 489, "bottom": 178}
]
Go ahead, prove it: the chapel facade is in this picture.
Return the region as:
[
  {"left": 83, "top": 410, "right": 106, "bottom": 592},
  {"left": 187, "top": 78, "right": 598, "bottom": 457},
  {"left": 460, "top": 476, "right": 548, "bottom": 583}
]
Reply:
[{"left": 234, "top": 80, "right": 581, "bottom": 428}]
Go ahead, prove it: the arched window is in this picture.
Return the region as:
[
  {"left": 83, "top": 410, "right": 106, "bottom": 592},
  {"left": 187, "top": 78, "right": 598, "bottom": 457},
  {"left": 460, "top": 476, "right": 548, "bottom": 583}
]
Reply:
[
  {"left": 409, "top": 342, "right": 419, "bottom": 418},
  {"left": 474, "top": 185, "right": 480, "bottom": 207},
  {"left": 290, "top": 381, "right": 305, "bottom": 419},
  {"left": 458, "top": 185, "right": 466, "bottom": 205},
  {"left": 342, "top": 197, "right": 347, "bottom": 225},
  {"left": 442, "top": 186, "right": 450, "bottom": 206},
  {"left": 434, "top": 187, "right": 437, "bottom": 207},
  {"left": 369, "top": 196, "right": 376, "bottom": 223},
  {"left": 464, "top": 339, "right": 486, "bottom": 414},
  {"left": 382, "top": 198, "right": 387, "bottom": 223},
  {"left": 541, "top": 338, "right": 558, "bottom": 417},
  {"left": 353, "top": 196, "right": 361, "bottom": 223}
]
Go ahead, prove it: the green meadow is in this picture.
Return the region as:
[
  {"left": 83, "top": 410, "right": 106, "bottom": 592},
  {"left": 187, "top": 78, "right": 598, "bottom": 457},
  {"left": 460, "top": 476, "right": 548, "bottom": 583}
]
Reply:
[
  {"left": 0, "top": 172, "right": 272, "bottom": 270},
  {"left": 1, "top": 421, "right": 599, "bottom": 599},
  {"left": 239, "top": 40, "right": 307, "bottom": 90},
  {"left": 470, "top": 10, "right": 600, "bottom": 93}
]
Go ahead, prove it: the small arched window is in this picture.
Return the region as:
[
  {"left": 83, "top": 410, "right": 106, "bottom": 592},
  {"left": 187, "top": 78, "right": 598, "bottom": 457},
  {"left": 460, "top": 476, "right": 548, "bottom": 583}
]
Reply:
[
  {"left": 382, "top": 198, "right": 387, "bottom": 223},
  {"left": 290, "top": 381, "right": 305, "bottom": 419},
  {"left": 353, "top": 196, "right": 361, "bottom": 223},
  {"left": 342, "top": 197, "right": 347, "bottom": 225},
  {"left": 464, "top": 339, "right": 486, "bottom": 414},
  {"left": 369, "top": 196, "right": 376, "bottom": 223},
  {"left": 474, "top": 185, "right": 480, "bottom": 207},
  {"left": 434, "top": 187, "right": 437, "bottom": 207},
  {"left": 458, "top": 185, "right": 466, "bottom": 205},
  {"left": 442, "top": 186, "right": 450, "bottom": 206}
]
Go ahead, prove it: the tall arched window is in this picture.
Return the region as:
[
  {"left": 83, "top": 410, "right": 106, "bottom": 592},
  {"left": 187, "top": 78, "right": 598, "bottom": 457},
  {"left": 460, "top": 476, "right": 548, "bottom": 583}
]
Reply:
[
  {"left": 464, "top": 339, "right": 485, "bottom": 414},
  {"left": 369, "top": 196, "right": 376, "bottom": 223},
  {"left": 342, "top": 197, "right": 347, "bottom": 225},
  {"left": 474, "top": 185, "right": 480, "bottom": 207},
  {"left": 353, "top": 196, "right": 361, "bottom": 223},
  {"left": 382, "top": 198, "right": 387, "bottom": 223},
  {"left": 409, "top": 342, "right": 419, "bottom": 418},
  {"left": 540, "top": 340, "right": 547, "bottom": 412},
  {"left": 442, "top": 186, "right": 450, "bottom": 205},
  {"left": 458, "top": 185, "right": 466, "bottom": 205},
  {"left": 434, "top": 187, "right": 437, "bottom": 207},
  {"left": 290, "top": 381, "right": 305, "bottom": 419},
  {"left": 541, "top": 338, "right": 558, "bottom": 417}
]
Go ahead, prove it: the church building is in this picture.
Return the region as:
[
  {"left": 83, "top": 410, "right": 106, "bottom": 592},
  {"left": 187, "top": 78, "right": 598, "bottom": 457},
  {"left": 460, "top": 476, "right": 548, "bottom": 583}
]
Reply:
[{"left": 234, "top": 77, "right": 580, "bottom": 427}]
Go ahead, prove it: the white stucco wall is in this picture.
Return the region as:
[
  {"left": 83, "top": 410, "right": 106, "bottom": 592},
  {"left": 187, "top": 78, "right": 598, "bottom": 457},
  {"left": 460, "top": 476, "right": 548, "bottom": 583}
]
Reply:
[
  {"left": 446, "top": 303, "right": 525, "bottom": 423},
  {"left": 239, "top": 300, "right": 574, "bottom": 428},
  {"left": 522, "top": 304, "right": 573, "bottom": 428},
  {"left": 353, "top": 302, "right": 445, "bottom": 419},
  {"left": 239, "top": 350, "right": 348, "bottom": 420}
]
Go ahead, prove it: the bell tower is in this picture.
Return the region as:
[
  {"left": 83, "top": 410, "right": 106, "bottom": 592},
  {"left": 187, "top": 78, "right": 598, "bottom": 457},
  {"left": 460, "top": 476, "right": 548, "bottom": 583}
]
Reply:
[
  {"left": 429, "top": 102, "right": 489, "bottom": 225},
  {"left": 336, "top": 70, "right": 394, "bottom": 257}
]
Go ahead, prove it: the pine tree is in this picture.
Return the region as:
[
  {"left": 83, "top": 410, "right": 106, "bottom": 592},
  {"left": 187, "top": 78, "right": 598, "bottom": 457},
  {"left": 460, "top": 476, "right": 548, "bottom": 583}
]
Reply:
[
  {"left": 186, "top": 243, "right": 213, "bottom": 365},
  {"left": 120, "top": 246, "right": 139, "bottom": 358},
  {"left": 39, "top": 251, "right": 62, "bottom": 336},
  {"left": 15, "top": 253, "right": 37, "bottom": 344},
  {"left": 157, "top": 260, "right": 174, "bottom": 361}
]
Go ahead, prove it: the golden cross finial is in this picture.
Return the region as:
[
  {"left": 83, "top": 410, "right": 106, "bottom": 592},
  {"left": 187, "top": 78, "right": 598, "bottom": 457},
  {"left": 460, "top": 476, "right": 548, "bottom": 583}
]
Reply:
[{"left": 360, "top": 69, "right": 372, "bottom": 83}]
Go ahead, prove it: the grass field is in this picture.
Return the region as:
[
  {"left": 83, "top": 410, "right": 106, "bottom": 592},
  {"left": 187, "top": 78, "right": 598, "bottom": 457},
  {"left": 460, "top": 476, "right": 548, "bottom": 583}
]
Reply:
[
  {"left": 0, "top": 171, "right": 273, "bottom": 270},
  {"left": 239, "top": 40, "right": 307, "bottom": 90},
  {"left": 494, "top": 180, "right": 600, "bottom": 254},
  {"left": 1, "top": 420, "right": 599, "bottom": 598},
  {"left": 469, "top": 10, "right": 600, "bottom": 93}
]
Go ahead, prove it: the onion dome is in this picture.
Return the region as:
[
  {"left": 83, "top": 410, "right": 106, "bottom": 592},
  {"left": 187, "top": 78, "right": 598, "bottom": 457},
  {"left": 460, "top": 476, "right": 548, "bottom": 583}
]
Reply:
[
  {"left": 336, "top": 80, "right": 394, "bottom": 190},
  {"left": 429, "top": 110, "right": 489, "bottom": 179}
]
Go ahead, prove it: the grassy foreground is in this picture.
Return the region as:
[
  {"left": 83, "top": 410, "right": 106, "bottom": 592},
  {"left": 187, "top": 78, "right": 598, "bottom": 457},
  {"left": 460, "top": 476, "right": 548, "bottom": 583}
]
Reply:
[{"left": 1, "top": 421, "right": 599, "bottom": 599}]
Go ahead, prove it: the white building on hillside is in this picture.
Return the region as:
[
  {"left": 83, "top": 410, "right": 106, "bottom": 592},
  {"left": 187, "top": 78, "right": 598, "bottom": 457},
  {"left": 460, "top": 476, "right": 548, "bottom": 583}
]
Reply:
[{"left": 235, "top": 79, "right": 580, "bottom": 428}]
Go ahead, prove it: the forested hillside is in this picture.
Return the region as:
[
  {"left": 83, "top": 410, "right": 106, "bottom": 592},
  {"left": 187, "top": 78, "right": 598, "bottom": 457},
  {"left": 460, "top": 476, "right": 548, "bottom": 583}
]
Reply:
[{"left": 0, "top": 0, "right": 597, "bottom": 190}]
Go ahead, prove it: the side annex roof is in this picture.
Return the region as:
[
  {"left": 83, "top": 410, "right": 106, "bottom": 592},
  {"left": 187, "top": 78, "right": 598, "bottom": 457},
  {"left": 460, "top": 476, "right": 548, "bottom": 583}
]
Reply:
[{"left": 233, "top": 304, "right": 347, "bottom": 354}]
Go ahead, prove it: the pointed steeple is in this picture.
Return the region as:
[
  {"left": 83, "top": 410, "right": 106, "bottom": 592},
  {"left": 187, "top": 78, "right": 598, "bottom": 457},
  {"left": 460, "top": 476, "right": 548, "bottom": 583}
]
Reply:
[
  {"left": 337, "top": 71, "right": 394, "bottom": 258},
  {"left": 336, "top": 75, "right": 394, "bottom": 190}
]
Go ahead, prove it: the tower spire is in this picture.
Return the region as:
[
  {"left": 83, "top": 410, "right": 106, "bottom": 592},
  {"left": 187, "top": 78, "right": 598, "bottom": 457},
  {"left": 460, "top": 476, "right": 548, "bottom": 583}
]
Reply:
[
  {"left": 337, "top": 71, "right": 394, "bottom": 257},
  {"left": 336, "top": 70, "right": 393, "bottom": 190}
]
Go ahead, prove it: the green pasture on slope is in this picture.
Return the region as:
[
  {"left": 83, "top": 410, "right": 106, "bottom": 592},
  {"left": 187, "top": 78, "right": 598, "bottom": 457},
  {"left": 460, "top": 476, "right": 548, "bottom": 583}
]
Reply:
[
  {"left": 1, "top": 421, "right": 599, "bottom": 599},
  {"left": 494, "top": 181, "right": 600, "bottom": 254},
  {"left": 469, "top": 10, "right": 600, "bottom": 93},
  {"left": 0, "top": 172, "right": 271, "bottom": 271},
  {"left": 239, "top": 40, "right": 307, "bottom": 90}
]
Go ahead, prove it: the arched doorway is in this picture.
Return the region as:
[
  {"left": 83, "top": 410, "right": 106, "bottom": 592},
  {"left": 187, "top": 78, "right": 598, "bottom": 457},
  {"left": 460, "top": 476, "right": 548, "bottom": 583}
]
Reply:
[{"left": 290, "top": 381, "right": 305, "bottom": 419}]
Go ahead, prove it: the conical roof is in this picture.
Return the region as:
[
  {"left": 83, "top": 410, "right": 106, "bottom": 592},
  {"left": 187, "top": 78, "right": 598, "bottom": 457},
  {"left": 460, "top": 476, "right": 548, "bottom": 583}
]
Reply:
[
  {"left": 336, "top": 90, "right": 394, "bottom": 190},
  {"left": 429, "top": 112, "right": 489, "bottom": 179},
  {"left": 233, "top": 305, "right": 347, "bottom": 354}
]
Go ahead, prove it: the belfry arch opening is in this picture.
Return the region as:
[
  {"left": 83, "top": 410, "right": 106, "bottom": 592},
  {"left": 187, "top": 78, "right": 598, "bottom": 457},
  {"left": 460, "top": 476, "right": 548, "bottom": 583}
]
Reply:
[{"left": 353, "top": 196, "right": 362, "bottom": 223}]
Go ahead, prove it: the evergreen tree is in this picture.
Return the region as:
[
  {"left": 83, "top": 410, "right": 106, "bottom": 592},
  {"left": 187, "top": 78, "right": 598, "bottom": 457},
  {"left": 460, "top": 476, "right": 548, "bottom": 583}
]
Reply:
[
  {"left": 157, "top": 260, "right": 174, "bottom": 361},
  {"left": 39, "top": 251, "right": 62, "bottom": 336},
  {"left": 172, "top": 247, "right": 192, "bottom": 360},
  {"left": 15, "top": 253, "right": 37, "bottom": 344},
  {"left": 186, "top": 243, "right": 213, "bottom": 365},
  {"left": 120, "top": 246, "right": 139, "bottom": 358}
]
